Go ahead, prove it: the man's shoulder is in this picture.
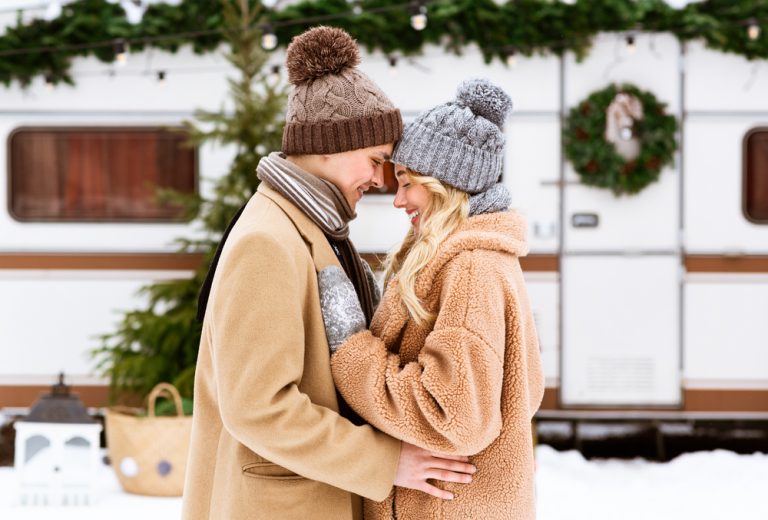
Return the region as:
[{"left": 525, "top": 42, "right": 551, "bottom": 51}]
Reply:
[{"left": 235, "top": 191, "right": 304, "bottom": 241}]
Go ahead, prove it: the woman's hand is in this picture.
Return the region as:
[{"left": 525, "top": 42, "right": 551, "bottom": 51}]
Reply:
[
  {"left": 318, "top": 266, "right": 366, "bottom": 352},
  {"left": 394, "top": 442, "right": 476, "bottom": 500}
]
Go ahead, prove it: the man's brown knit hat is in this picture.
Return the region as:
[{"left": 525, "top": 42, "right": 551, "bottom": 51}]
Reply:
[{"left": 282, "top": 26, "right": 403, "bottom": 155}]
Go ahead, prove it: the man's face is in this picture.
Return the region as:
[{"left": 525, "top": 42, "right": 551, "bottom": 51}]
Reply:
[{"left": 317, "top": 144, "right": 393, "bottom": 210}]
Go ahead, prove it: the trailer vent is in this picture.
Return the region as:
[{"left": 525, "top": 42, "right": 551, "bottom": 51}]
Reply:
[{"left": 586, "top": 357, "right": 655, "bottom": 394}]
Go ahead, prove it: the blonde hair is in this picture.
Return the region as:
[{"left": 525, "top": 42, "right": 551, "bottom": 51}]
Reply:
[{"left": 383, "top": 170, "right": 469, "bottom": 326}]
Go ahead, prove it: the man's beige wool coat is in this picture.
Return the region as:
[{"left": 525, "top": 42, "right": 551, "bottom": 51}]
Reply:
[
  {"left": 332, "top": 211, "right": 545, "bottom": 520},
  {"left": 181, "top": 183, "right": 401, "bottom": 520}
]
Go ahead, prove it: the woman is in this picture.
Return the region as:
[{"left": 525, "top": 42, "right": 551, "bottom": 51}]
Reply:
[{"left": 320, "top": 79, "right": 545, "bottom": 520}]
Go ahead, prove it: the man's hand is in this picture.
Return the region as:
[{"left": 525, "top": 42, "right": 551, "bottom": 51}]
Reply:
[{"left": 394, "top": 441, "right": 476, "bottom": 500}]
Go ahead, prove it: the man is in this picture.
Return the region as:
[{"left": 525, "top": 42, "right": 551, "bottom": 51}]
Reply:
[{"left": 182, "top": 27, "right": 475, "bottom": 520}]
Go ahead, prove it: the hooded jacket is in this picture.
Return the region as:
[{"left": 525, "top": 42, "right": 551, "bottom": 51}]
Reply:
[{"left": 331, "top": 211, "right": 545, "bottom": 520}]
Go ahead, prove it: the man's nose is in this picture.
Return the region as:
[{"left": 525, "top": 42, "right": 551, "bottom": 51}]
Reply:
[{"left": 371, "top": 165, "right": 384, "bottom": 188}]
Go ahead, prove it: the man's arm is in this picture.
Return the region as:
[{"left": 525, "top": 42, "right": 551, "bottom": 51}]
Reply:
[
  {"left": 331, "top": 251, "right": 507, "bottom": 456},
  {"left": 210, "top": 233, "right": 398, "bottom": 500}
]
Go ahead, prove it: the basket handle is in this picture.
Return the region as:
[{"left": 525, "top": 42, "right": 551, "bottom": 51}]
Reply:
[{"left": 147, "top": 383, "right": 184, "bottom": 417}]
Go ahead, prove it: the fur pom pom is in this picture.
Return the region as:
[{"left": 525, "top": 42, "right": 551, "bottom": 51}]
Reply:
[
  {"left": 286, "top": 26, "right": 360, "bottom": 85},
  {"left": 455, "top": 79, "right": 513, "bottom": 128}
]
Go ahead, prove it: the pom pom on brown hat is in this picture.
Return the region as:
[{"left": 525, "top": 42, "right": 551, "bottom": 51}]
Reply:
[{"left": 285, "top": 26, "right": 361, "bottom": 85}]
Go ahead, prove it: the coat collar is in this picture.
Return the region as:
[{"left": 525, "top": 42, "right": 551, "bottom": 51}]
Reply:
[
  {"left": 257, "top": 183, "right": 341, "bottom": 272},
  {"left": 372, "top": 211, "right": 529, "bottom": 346}
]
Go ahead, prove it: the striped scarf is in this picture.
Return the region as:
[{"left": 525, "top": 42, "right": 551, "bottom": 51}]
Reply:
[{"left": 256, "top": 152, "right": 354, "bottom": 240}]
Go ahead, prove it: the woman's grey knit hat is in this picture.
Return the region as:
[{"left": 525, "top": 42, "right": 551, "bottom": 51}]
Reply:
[{"left": 392, "top": 79, "right": 513, "bottom": 215}]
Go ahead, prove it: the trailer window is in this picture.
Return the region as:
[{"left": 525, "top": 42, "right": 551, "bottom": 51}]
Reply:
[
  {"left": 744, "top": 129, "right": 768, "bottom": 223},
  {"left": 8, "top": 127, "right": 197, "bottom": 222}
]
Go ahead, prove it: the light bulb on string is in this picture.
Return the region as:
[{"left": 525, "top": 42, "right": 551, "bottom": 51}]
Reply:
[
  {"left": 348, "top": 0, "right": 363, "bottom": 15},
  {"left": 388, "top": 56, "right": 398, "bottom": 77},
  {"left": 505, "top": 49, "right": 517, "bottom": 67},
  {"left": 114, "top": 39, "right": 128, "bottom": 66},
  {"left": 269, "top": 64, "right": 280, "bottom": 83},
  {"left": 45, "top": 73, "right": 54, "bottom": 92},
  {"left": 625, "top": 34, "right": 636, "bottom": 54},
  {"left": 409, "top": 2, "right": 427, "bottom": 31},
  {"left": 261, "top": 25, "right": 278, "bottom": 50},
  {"left": 747, "top": 20, "right": 761, "bottom": 41}
]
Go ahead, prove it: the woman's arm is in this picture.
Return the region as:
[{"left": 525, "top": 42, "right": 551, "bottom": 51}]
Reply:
[{"left": 331, "top": 250, "right": 510, "bottom": 455}]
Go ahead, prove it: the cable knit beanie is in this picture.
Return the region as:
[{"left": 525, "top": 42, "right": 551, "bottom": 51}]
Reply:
[
  {"left": 392, "top": 79, "right": 513, "bottom": 215},
  {"left": 282, "top": 26, "right": 403, "bottom": 155}
]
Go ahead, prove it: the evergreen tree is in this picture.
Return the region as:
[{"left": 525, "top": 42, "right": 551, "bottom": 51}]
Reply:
[{"left": 92, "top": 0, "right": 287, "bottom": 402}]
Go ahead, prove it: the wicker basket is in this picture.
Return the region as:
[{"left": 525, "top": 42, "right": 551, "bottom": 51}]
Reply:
[{"left": 105, "top": 383, "right": 192, "bottom": 496}]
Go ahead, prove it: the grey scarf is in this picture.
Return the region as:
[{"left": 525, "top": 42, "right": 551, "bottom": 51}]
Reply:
[
  {"left": 256, "top": 152, "right": 355, "bottom": 240},
  {"left": 469, "top": 183, "right": 512, "bottom": 216}
]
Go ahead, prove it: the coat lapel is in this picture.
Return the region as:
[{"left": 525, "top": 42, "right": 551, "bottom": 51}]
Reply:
[{"left": 257, "top": 183, "right": 341, "bottom": 273}]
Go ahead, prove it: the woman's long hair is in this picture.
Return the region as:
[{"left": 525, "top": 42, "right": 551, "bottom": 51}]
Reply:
[{"left": 383, "top": 170, "right": 469, "bottom": 326}]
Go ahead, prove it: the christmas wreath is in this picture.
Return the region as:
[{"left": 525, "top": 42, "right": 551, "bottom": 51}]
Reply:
[{"left": 564, "top": 83, "right": 678, "bottom": 195}]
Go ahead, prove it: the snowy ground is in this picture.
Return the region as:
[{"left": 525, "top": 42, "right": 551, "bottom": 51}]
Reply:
[
  {"left": 535, "top": 445, "right": 768, "bottom": 520},
  {"left": 0, "top": 445, "right": 766, "bottom": 519}
]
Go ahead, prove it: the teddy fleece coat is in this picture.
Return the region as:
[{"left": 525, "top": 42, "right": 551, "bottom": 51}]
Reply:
[
  {"left": 181, "top": 183, "right": 401, "bottom": 520},
  {"left": 331, "top": 211, "right": 545, "bottom": 520}
]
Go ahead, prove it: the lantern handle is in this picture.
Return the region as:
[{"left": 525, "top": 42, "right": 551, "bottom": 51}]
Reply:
[{"left": 147, "top": 383, "right": 184, "bottom": 417}]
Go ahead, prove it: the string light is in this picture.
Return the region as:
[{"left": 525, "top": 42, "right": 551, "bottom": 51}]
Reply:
[
  {"left": 409, "top": 2, "right": 427, "bottom": 31},
  {"left": 348, "top": 0, "right": 363, "bottom": 15},
  {"left": 44, "top": 73, "right": 54, "bottom": 91},
  {"left": 114, "top": 39, "right": 127, "bottom": 65},
  {"left": 625, "top": 34, "right": 636, "bottom": 54},
  {"left": 269, "top": 64, "right": 280, "bottom": 83},
  {"left": 505, "top": 48, "right": 517, "bottom": 67},
  {"left": 4, "top": 1, "right": 766, "bottom": 80},
  {"left": 260, "top": 25, "right": 278, "bottom": 50},
  {"left": 747, "top": 19, "right": 761, "bottom": 41},
  {"left": 388, "top": 55, "right": 398, "bottom": 76}
]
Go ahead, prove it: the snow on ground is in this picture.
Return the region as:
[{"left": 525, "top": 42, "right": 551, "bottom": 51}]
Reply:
[
  {"left": 0, "top": 463, "right": 182, "bottom": 520},
  {"left": 0, "top": 445, "right": 766, "bottom": 519},
  {"left": 535, "top": 445, "right": 768, "bottom": 520}
]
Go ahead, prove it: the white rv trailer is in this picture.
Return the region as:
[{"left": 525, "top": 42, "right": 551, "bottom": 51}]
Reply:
[{"left": 0, "top": 29, "right": 766, "bottom": 413}]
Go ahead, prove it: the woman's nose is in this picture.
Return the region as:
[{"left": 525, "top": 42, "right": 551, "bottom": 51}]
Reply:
[{"left": 393, "top": 189, "right": 406, "bottom": 208}]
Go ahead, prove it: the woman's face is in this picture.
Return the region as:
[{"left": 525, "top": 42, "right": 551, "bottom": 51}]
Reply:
[{"left": 393, "top": 164, "right": 430, "bottom": 233}]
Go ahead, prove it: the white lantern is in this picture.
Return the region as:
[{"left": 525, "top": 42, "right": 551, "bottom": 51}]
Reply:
[{"left": 13, "top": 374, "right": 102, "bottom": 506}]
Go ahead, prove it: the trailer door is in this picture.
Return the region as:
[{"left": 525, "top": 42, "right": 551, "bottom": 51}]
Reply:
[{"left": 560, "top": 34, "right": 683, "bottom": 407}]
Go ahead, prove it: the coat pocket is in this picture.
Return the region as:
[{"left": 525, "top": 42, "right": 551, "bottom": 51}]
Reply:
[{"left": 242, "top": 462, "right": 305, "bottom": 481}]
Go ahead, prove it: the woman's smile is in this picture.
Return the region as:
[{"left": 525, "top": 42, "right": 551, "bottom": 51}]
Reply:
[{"left": 407, "top": 209, "right": 420, "bottom": 227}]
